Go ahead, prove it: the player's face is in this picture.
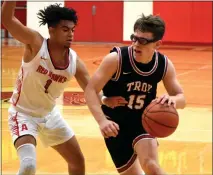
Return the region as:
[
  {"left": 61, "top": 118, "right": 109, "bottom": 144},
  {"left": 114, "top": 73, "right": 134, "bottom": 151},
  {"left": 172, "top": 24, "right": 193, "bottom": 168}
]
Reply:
[
  {"left": 50, "top": 20, "right": 75, "bottom": 48},
  {"left": 131, "top": 29, "right": 162, "bottom": 60}
]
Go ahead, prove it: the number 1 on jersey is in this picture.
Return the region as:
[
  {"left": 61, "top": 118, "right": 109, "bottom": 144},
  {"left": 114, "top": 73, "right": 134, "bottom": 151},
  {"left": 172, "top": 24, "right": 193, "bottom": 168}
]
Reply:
[
  {"left": 128, "top": 95, "right": 146, "bottom": 109},
  {"left": 44, "top": 79, "right": 52, "bottom": 93}
]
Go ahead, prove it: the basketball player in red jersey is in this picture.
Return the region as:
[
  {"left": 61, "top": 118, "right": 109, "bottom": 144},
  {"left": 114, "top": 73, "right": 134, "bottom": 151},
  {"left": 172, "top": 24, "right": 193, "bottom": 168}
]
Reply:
[
  {"left": 2, "top": 2, "right": 127, "bottom": 175},
  {"left": 85, "top": 14, "right": 186, "bottom": 175}
]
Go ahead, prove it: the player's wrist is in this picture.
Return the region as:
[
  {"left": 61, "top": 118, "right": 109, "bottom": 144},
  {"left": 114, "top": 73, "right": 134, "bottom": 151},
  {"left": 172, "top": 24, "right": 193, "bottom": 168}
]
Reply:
[{"left": 97, "top": 115, "right": 108, "bottom": 125}]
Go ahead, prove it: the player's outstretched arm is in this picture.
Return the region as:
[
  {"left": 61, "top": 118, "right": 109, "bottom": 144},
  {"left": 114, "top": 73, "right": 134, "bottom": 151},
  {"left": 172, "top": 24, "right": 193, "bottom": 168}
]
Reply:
[{"left": 2, "top": 1, "right": 43, "bottom": 46}]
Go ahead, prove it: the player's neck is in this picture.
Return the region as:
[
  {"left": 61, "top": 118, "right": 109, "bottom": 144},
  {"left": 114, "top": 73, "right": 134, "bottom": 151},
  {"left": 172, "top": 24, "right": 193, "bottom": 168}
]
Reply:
[
  {"left": 47, "top": 39, "right": 68, "bottom": 63},
  {"left": 47, "top": 39, "right": 68, "bottom": 59},
  {"left": 48, "top": 39, "right": 68, "bottom": 51},
  {"left": 134, "top": 51, "right": 155, "bottom": 64}
]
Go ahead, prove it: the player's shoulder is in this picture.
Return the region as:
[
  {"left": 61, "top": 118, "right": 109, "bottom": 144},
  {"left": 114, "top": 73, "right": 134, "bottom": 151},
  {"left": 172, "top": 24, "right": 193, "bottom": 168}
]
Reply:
[
  {"left": 156, "top": 50, "right": 166, "bottom": 58},
  {"left": 99, "top": 49, "right": 119, "bottom": 68},
  {"left": 110, "top": 46, "right": 129, "bottom": 54},
  {"left": 68, "top": 47, "right": 77, "bottom": 58},
  {"left": 156, "top": 50, "right": 172, "bottom": 64},
  {"left": 69, "top": 47, "right": 76, "bottom": 53},
  {"left": 109, "top": 46, "right": 131, "bottom": 62}
]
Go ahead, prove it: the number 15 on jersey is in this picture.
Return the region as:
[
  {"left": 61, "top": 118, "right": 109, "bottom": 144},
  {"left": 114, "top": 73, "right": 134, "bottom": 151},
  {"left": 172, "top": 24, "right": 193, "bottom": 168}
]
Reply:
[{"left": 127, "top": 95, "right": 146, "bottom": 110}]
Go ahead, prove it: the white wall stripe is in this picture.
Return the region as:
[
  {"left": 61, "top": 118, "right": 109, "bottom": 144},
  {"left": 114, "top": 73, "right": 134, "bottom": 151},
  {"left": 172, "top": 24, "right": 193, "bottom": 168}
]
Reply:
[{"left": 27, "top": 1, "right": 65, "bottom": 38}]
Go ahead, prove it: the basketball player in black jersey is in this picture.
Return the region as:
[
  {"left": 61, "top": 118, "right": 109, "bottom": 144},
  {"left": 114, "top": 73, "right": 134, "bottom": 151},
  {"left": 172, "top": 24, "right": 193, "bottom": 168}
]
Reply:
[{"left": 85, "top": 14, "right": 186, "bottom": 175}]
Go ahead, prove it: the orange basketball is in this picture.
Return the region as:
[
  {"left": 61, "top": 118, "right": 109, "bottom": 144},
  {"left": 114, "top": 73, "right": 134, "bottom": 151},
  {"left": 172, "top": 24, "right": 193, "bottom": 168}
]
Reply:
[{"left": 142, "top": 101, "right": 179, "bottom": 138}]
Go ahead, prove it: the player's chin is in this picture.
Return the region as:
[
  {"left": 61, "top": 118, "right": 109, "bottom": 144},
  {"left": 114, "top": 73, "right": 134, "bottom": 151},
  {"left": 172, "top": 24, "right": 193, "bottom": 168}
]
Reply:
[
  {"left": 65, "top": 44, "right": 71, "bottom": 48},
  {"left": 64, "top": 41, "right": 71, "bottom": 48}
]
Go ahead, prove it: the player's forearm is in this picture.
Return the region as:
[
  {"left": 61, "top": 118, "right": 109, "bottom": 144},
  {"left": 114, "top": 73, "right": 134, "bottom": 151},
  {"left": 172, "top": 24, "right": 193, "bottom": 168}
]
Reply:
[
  {"left": 85, "top": 86, "right": 107, "bottom": 124},
  {"left": 171, "top": 93, "right": 186, "bottom": 109},
  {"left": 2, "top": 2, "right": 17, "bottom": 22}
]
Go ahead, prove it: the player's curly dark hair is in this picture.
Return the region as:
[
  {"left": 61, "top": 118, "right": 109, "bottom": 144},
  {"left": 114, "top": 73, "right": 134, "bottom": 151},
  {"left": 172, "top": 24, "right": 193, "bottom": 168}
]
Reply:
[
  {"left": 134, "top": 13, "right": 165, "bottom": 41},
  {"left": 37, "top": 3, "right": 78, "bottom": 28}
]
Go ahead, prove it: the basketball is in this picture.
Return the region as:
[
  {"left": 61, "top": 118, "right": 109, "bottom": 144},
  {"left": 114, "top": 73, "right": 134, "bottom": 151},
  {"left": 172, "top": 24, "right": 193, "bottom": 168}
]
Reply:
[{"left": 142, "top": 101, "right": 179, "bottom": 138}]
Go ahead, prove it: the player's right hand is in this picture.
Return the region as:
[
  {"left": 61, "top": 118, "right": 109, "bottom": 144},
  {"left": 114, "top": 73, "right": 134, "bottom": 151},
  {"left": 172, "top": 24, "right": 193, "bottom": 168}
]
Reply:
[
  {"left": 98, "top": 118, "right": 119, "bottom": 138},
  {"left": 102, "top": 96, "right": 128, "bottom": 108}
]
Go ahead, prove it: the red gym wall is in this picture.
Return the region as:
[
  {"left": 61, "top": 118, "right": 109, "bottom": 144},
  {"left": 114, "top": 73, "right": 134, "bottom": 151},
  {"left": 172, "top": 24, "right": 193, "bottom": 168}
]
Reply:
[
  {"left": 1, "top": 2, "right": 212, "bottom": 44},
  {"left": 65, "top": 1, "right": 212, "bottom": 44},
  {"left": 153, "top": 2, "right": 212, "bottom": 44},
  {"left": 64, "top": 2, "right": 123, "bottom": 42}
]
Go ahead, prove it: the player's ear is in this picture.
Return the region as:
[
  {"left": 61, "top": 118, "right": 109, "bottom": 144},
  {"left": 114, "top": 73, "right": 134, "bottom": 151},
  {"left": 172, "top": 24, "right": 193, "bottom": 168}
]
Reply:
[
  {"left": 49, "top": 27, "right": 53, "bottom": 32},
  {"left": 48, "top": 27, "right": 56, "bottom": 35},
  {"left": 155, "top": 40, "right": 162, "bottom": 49}
]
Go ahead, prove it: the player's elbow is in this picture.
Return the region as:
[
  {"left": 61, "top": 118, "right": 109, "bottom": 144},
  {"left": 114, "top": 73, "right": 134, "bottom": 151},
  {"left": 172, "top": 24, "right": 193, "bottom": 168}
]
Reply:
[
  {"left": 178, "top": 93, "right": 186, "bottom": 109},
  {"left": 85, "top": 83, "right": 92, "bottom": 93},
  {"left": 85, "top": 83, "right": 94, "bottom": 98},
  {"left": 85, "top": 83, "right": 99, "bottom": 101}
]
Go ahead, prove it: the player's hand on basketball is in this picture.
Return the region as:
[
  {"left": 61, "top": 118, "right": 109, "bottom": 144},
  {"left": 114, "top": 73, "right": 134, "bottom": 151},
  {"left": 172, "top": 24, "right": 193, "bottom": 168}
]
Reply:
[
  {"left": 98, "top": 118, "right": 119, "bottom": 138},
  {"left": 153, "top": 94, "right": 176, "bottom": 108},
  {"left": 102, "top": 96, "right": 128, "bottom": 108}
]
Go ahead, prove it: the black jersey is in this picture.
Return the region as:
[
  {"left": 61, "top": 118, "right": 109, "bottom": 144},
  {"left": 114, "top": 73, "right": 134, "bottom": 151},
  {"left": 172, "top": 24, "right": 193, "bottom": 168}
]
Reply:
[{"left": 102, "top": 46, "right": 168, "bottom": 121}]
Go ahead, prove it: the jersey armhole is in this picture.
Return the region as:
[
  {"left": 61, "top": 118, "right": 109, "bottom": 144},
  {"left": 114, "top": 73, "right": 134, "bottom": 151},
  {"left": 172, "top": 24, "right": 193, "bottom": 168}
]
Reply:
[
  {"left": 162, "top": 55, "right": 168, "bottom": 80},
  {"left": 22, "top": 38, "right": 45, "bottom": 68},
  {"left": 111, "top": 47, "right": 122, "bottom": 81}
]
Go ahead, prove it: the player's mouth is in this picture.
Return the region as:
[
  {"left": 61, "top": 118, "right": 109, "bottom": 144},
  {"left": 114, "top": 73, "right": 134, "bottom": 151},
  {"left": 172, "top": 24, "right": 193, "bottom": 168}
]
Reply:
[
  {"left": 133, "top": 49, "right": 142, "bottom": 56},
  {"left": 66, "top": 39, "right": 72, "bottom": 43}
]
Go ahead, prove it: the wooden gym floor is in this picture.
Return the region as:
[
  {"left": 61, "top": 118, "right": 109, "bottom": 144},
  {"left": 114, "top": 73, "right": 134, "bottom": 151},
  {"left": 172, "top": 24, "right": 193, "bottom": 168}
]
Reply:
[{"left": 1, "top": 39, "right": 212, "bottom": 174}]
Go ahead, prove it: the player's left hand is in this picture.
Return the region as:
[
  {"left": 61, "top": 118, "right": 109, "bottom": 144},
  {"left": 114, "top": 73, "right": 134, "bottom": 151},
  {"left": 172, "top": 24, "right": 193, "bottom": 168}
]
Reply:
[
  {"left": 102, "top": 96, "right": 128, "bottom": 108},
  {"left": 153, "top": 94, "right": 176, "bottom": 108}
]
